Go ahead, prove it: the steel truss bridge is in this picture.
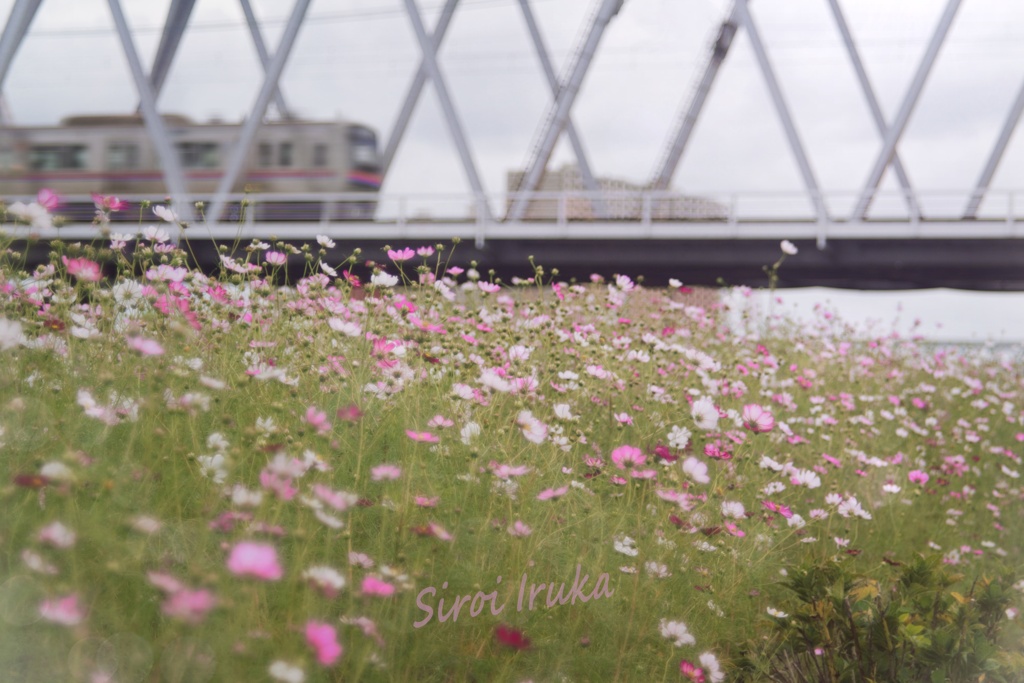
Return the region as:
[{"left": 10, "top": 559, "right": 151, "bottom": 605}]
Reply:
[{"left": 3, "top": 0, "right": 1024, "bottom": 289}]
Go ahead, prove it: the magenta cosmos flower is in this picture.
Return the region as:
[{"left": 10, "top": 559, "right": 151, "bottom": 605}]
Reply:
[
  {"left": 742, "top": 404, "right": 775, "bottom": 433},
  {"left": 306, "top": 621, "right": 343, "bottom": 665},
  {"left": 360, "top": 576, "right": 395, "bottom": 597},
  {"left": 226, "top": 542, "right": 283, "bottom": 580}
]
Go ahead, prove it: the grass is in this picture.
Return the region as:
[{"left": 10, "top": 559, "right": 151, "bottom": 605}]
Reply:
[{"left": 0, "top": 202, "right": 1022, "bottom": 682}]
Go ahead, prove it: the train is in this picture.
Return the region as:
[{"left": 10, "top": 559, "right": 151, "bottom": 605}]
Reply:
[{"left": 0, "top": 113, "right": 383, "bottom": 222}]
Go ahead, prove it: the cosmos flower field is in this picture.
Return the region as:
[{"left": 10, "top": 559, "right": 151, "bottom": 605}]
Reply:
[{"left": 1, "top": 199, "right": 1023, "bottom": 682}]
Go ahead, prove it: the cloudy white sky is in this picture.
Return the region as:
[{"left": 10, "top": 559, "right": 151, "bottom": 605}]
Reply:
[{"left": 3, "top": 0, "right": 1024, "bottom": 341}]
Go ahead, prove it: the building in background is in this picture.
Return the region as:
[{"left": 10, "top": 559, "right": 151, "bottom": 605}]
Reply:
[{"left": 506, "top": 164, "right": 728, "bottom": 221}]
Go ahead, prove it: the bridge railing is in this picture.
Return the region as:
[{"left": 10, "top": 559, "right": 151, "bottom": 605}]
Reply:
[{"left": 3, "top": 189, "right": 1021, "bottom": 230}]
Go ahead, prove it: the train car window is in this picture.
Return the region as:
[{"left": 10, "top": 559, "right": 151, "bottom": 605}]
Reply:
[
  {"left": 107, "top": 142, "right": 138, "bottom": 170},
  {"left": 278, "top": 142, "right": 293, "bottom": 167},
  {"left": 0, "top": 147, "right": 15, "bottom": 170},
  {"left": 177, "top": 142, "right": 219, "bottom": 168},
  {"left": 258, "top": 143, "right": 272, "bottom": 167},
  {"left": 347, "top": 127, "right": 379, "bottom": 170},
  {"left": 29, "top": 145, "right": 87, "bottom": 170},
  {"left": 313, "top": 144, "right": 328, "bottom": 167}
]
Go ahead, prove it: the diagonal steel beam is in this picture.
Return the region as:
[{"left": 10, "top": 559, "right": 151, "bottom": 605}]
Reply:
[
  {"left": 146, "top": 0, "right": 196, "bottom": 102},
  {"left": 107, "top": 0, "right": 192, "bottom": 231},
  {"left": 736, "top": 0, "right": 826, "bottom": 222},
  {"left": 964, "top": 74, "right": 1024, "bottom": 219},
  {"left": 651, "top": 1, "right": 742, "bottom": 191},
  {"left": 517, "top": 0, "right": 605, "bottom": 218},
  {"left": 209, "top": 0, "right": 312, "bottom": 223},
  {"left": 850, "top": 0, "right": 961, "bottom": 221},
  {"left": 506, "top": 0, "right": 624, "bottom": 222},
  {"left": 382, "top": 0, "right": 458, "bottom": 177},
  {"left": 826, "top": 0, "right": 919, "bottom": 219},
  {"left": 238, "top": 0, "right": 291, "bottom": 120},
  {"left": 401, "top": 0, "right": 491, "bottom": 221},
  {"left": 0, "top": 0, "right": 43, "bottom": 93}
]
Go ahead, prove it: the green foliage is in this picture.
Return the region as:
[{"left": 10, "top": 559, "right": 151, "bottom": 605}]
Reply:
[{"left": 735, "top": 556, "right": 1024, "bottom": 682}]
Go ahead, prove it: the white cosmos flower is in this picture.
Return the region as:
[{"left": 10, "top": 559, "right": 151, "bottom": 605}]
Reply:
[
  {"left": 460, "top": 422, "right": 481, "bottom": 445},
  {"left": 142, "top": 225, "right": 170, "bottom": 242},
  {"left": 370, "top": 272, "right": 398, "bottom": 288},
  {"left": 613, "top": 535, "right": 639, "bottom": 557},
  {"left": 0, "top": 318, "right": 26, "bottom": 350},
  {"left": 667, "top": 425, "right": 691, "bottom": 450},
  {"left": 780, "top": 240, "right": 798, "bottom": 255},
  {"left": 721, "top": 501, "right": 745, "bottom": 519},
  {"left": 691, "top": 396, "right": 719, "bottom": 431},
  {"left": 268, "top": 661, "right": 306, "bottom": 683},
  {"left": 699, "top": 652, "right": 725, "bottom": 682},
  {"left": 152, "top": 205, "right": 179, "bottom": 223},
  {"left": 682, "top": 456, "right": 710, "bottom": 484},
  {"left": 659, "top": 619, "right": 696, "bottom": 646}
]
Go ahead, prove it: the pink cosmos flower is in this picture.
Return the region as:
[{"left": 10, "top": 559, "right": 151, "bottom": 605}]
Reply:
[
  {"left": 126, "top": 336, "right": 165, "bottom": 356},
  {"left": 306, "top": 621, "right": 343, "bottom": 665},
  {"left": 92, "top": 193, "right": 127, "bottom": 212},
  {"left": 725, "top": 522, "right": 745, "bottom": 537},
  {"left": 536, "top": 485, "right": 569, "bottom": 501},
  {"left": 265, "top": 251, "right": 288, "bottom": 266},
  {"left": 489, "top": 462, "right": 531, "bottom": 479},
  {"left": 417, "top": 245, "right": 435, "bottom": 257},
  {"left": 427, "top": 522, "right": 453, "bottom": 541},
  {"left": 39, "top": 593, "right": 85, "bottom": 626},
  {"left": 370, "top": 464, "right": 401, "bottom": 481},
  {"left": 680, "top": 660, "right": 706, "bottom": 683},
  {"left": 162, "top": 588, "right": 217, "bottom": 624},
  {"left": 405, "top": 430, "right": 439, "bottom": 443},
  {"left": 260, "top": 470, "right": 297, "bottom": 501},
  {"left": 478, "top": 281, "right": 501, "bottom": 293},
  {"left": 388, "top": 247, "right": 415, "bottom": 261},
  {"left": 762, "top": 500, "right": 794, "bottom": 519},
  {"left": 360, "top": 576, "right": 395, "bottom": 597},
  {"left": 37, "top": 188, "right": 59, "bottom": 210},
  {"left": 742, "top": 404, "right": 775, "bottom": 433},
  {"left": 39, "top": 521, "right": 76, "bottom": 548},
  {"left": 226, "top": 542, "right": 282, "bottom": 581},
  {"left": 305, "top": 406, "right": 331, "bottom": 435},
  {"left": 349, "top": 552, "right": 374, "bottom": 568},
  {"left": 414, "top": 496, "right": 439, "bottom": 507},
  {"left": 61, "top": 256, "right": 102, "bottom": 282},
  {"left": 611, "top": 445, "right": 646, "bottom": 470},
  {"left": 508, "top": 520, "right": 532, "bottom": 537},
  {"left": 909, "top": 470, "right": 930, "bottom": 485},
  {"left": 313, "top": 484, "right": 357, "bottom": 511}
]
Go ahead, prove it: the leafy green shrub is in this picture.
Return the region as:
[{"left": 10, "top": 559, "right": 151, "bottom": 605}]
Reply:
[{"left": 735, "top": 555, "right": 1024, "bottom": 682}]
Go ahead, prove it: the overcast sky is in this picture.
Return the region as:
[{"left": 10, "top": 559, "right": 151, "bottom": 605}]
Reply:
[{"left": 3, "top": 0, "right": 1024, "bottom": 341}]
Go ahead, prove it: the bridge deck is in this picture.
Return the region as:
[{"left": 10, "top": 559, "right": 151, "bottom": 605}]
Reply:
[{"left": 6, "top": 220, "right": 1024, "bottom": 291}]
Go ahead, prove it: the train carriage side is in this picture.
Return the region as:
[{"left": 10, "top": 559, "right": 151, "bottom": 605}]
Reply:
[{"left": 1, "top": 115, "right": 382, "bottom": 223}]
